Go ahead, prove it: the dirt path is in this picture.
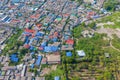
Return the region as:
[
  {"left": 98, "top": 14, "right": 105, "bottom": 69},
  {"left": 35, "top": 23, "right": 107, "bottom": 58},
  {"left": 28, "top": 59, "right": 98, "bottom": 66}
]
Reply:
[
  {"left": 117, "top": 73, "right": 120, "bottom": 80},
  {"left": 110, "top": 41, "right": 120, "bottom": 52},
  {"left": 51, "top": 65, "right": 57, "bottom": 70},
  {"left": 95, "top": 27, "right": 120, "bottom": 39},
  {"left": 96, "top": 22, "right": 114, "bottom": 27}
]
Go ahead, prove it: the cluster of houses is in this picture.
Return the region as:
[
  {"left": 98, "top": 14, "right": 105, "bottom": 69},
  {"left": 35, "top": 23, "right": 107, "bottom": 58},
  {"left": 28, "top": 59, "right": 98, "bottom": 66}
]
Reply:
[
  {"left": 0, "top": 52, "right": 61, "bottom": 80},
  {"left": 0, "top": 0, "right": 107, "bottom": 27},
  {"left": 0, "top": 0, "right": 108, "bottom": 80},
  {"left": 0, "top": 55, "right": 45, "bottom": 80}
]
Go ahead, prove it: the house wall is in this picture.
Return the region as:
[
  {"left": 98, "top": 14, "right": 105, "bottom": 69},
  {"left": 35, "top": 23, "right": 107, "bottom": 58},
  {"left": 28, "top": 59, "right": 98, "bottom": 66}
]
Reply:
[{"left": 47, "top": 61, "right": 60, "bottom": 64}]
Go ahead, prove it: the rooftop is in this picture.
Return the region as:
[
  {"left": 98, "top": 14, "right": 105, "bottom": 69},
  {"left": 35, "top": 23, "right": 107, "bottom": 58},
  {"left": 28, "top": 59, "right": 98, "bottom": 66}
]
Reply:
[{"left": 46, "top": 53, "right": 61, "bottom": 62}]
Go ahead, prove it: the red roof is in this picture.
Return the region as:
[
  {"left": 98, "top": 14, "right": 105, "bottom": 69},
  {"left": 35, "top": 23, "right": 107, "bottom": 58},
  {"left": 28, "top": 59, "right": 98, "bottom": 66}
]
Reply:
[
  {"left": 24, "top": 44, "right": 30, "bottom": 49},
  {"left": 39, "top": 47, "right": 43, "bottom": 50},
  {"left": 25, "top": 28, "right": 35, "bottom": 33},
  {"left": 32, "top": 34, "right": 35, "bottom": 38},
  {"left": 15, "top": 74, "right": 21, "bottom": 76},
  {"left": 49, "top": 35, "right": 53, "bottom": 39},
  {"left": 66, "top": 39, "right": 74, "bottom": 45},
  {"left": 32, "top": 1, "right": 35, "bottom": 4},
  {"left": 36, "top": 23, "right": 42, "bottom": 27},
  {"left": 41, "top": 58, "right": 47, "bottom": 63},
  {"left": 86, "top": 15, "right": 91, "bottom": 19},
  {"left": 26, "top": 19, "right": 30, "bottom": 22},
  {"left": 9, "top": 5, "right": 17, "bottom": 9},
  {"left": 87, "top": 11, "right": 95, "bottom": 16},
  {"left": 30, "top": 14, "right": 40, "bottom": 19},
  {"left": 30, "top": 15, "right": 35, "bottom": 18},
  {"left": 54, "top": 32, "right": 58, "bottom": 37},
  {"left": 11, "top": 19, "right": 20, "bottom": 23},
  {"left": 64, "top": 13, "right": 69, "bottom": 17}
]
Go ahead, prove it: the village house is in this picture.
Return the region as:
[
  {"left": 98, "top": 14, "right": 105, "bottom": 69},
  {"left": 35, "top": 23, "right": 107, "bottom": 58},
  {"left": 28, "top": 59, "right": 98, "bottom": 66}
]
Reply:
[{"left": 46, "top": 52, "right": 61, "bottom": 64}]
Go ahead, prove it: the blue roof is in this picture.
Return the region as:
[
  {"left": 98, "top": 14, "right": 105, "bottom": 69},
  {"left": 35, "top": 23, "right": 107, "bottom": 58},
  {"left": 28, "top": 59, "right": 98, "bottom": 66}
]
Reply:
[
  {"left": 54, "top": 76, "right": 60, "bottom": 80},
  {"left": 30, "top": 52, "right": 35, "bottom": 55},
  {"left": 44, "top": 46, "right": 58, "bottom": 52},
  {"left": 35, "top": 55, "right": 42, "bottom": 66},
  {"left": 11, "top": 58, "right": 18, "bottom": 62},
  {"left": 41, "top": 41, "right": 47, "bottom": 47},
  {"left": 29, "top": 39, "right": 34, "bottom": 45},
  {"left": 64, "top": 35, "right": 69, "bottom": 40},
  {"left": 25, "top": 39, "right": 29, "bottom": 44},
  {"left": 51, "top": 46, "right": 58, "bottom": 52},
  {"left": 10, "top": 54, "right": 17, "bottom": 58},
  {"left": 57, "top": 16, "right": 61, "bottom": 18},
  {"left": 92, "top": 15, "right": 100, "bottom": 19},
  {"left": 11, "top": 0, "right": 20, "bottom": 3},
  {"left": 23, "top": 32, "right": 31, "bottom": 35},
  {"left": 66, "top": 52, "right": 72, "bottom": 57},
  {"left": 17, "top": 12, "right": 22, "bottom": 17},
  {"left": 52, "top": 37, "right": 58, "bottom": 42},
  {"left": 25, "top": 36, "right": 29, "bottom": 44},
  {"left": 4, "top": 0, "right": 9, "bottom": 4},
  {"left": 33, "top": 37, "right": 39, "bottom": 40},
  {"left": 3, "top": 16, "right": 11, "bottom": 22},
  {"left": 44, "top": 35, "right": 49, "bottom": 40},
  {"left": 17, "top": 4, "right": 24, "bottom": 9},
  {"left": 44, "top": 46, "right": 51, "bottom": 52},
  {"left": 47, "top": 27, "right": 52, "bottom": 31},
  {"left": 36, "top": 32, "right": 44, "bottom": 37},
  {"left": 0, "top": 71, "right": 1, "bottom": 76},
  {"left": 30, "top": 64, "right": 34, "bottom": 69},
  {"left": 10, "top": 54, "right": 19, "bottom": 62},
  {"left": 44, "top": 23, "right": 48, "bottom": 26},
  {"left": 40, "top": 14, "right": 46, "bottom": 18}
]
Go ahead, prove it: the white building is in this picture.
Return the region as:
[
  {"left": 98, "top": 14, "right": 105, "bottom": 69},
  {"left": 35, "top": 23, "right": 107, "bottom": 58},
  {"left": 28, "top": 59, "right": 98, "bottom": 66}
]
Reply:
[
  {"left": 77, "top": 50, "right": 86, "bottom": 57},
  {"left": 21, "top": 65, "right": 27, "bottom": 77}
]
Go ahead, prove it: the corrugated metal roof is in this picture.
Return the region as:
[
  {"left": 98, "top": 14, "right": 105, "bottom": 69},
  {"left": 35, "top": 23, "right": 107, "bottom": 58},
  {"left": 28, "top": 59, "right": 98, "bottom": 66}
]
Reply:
[{"left": 35, "top": 55, "right": 42, "bottom": 66}]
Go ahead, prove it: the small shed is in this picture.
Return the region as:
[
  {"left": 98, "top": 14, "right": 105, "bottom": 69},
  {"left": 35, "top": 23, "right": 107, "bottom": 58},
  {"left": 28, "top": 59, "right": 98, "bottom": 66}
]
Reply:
[
  {"left": 30, "top": 64, "right": 34, "bottom": 69},
  {"left": 77, "top": 50, "right": 86, "bottom": 57},
  {"left": 104, "top": 53, "right": 110, "bottom": 58},
  {"left": 65, "top": 39, "right": 74, "bottom": 45},
  {"left": 66, "top": 52, "right": 72, "bottom": 57},
  {"left": 54, "top": 76, "right": 60, "bottom": 80}
]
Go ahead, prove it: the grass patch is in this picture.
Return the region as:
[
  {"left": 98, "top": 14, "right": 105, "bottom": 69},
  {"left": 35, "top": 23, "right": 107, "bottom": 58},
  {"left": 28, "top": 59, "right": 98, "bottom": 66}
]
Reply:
[
  {"left": 96, "top": 12, "right": 120, "bottom": 28},
  {"left": 45, "top": 65, "right": 66, "bottom": 80}
]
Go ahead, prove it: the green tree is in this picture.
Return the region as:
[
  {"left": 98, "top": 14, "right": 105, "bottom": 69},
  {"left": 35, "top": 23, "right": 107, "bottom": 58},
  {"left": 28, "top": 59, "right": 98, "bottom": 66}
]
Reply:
[
  {"left": 104, "top": 0, "right": 119, "bottom": 11},
  {"left": 88, "top": 22, "right": 96, "bottom": 29}
]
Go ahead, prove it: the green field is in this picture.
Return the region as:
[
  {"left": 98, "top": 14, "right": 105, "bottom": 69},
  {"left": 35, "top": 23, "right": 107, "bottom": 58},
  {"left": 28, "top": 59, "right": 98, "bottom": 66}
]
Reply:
[{"left": 97, "top": 12, "right": 120, "bottom": 28}]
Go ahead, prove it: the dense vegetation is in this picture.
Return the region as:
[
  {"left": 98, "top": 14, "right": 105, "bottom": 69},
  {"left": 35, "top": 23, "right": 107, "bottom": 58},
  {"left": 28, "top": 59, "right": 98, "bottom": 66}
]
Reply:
[
  {"left": 2, "top": 28, "right": 23, "bottom": 55},
  {"left": 45, "top": 65, "right": 66, "bottom": 80},
  {"left": 73, "top": 22, "right": 86, "bottom": 38},
  {"left": 75, "top": 33, "right": 109, "bottom": 58},
  {"left": 96, "top": 12, "right": 120, "bottom": 28},
  {"left": 66, "top": 21, "right": 120, "bottom": 79},
  {"left": 112, "top": 35, "right": 120, "bottom": 49},
  {"left": 103, "top": 0, "right": 120, "bottom": 11}
]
